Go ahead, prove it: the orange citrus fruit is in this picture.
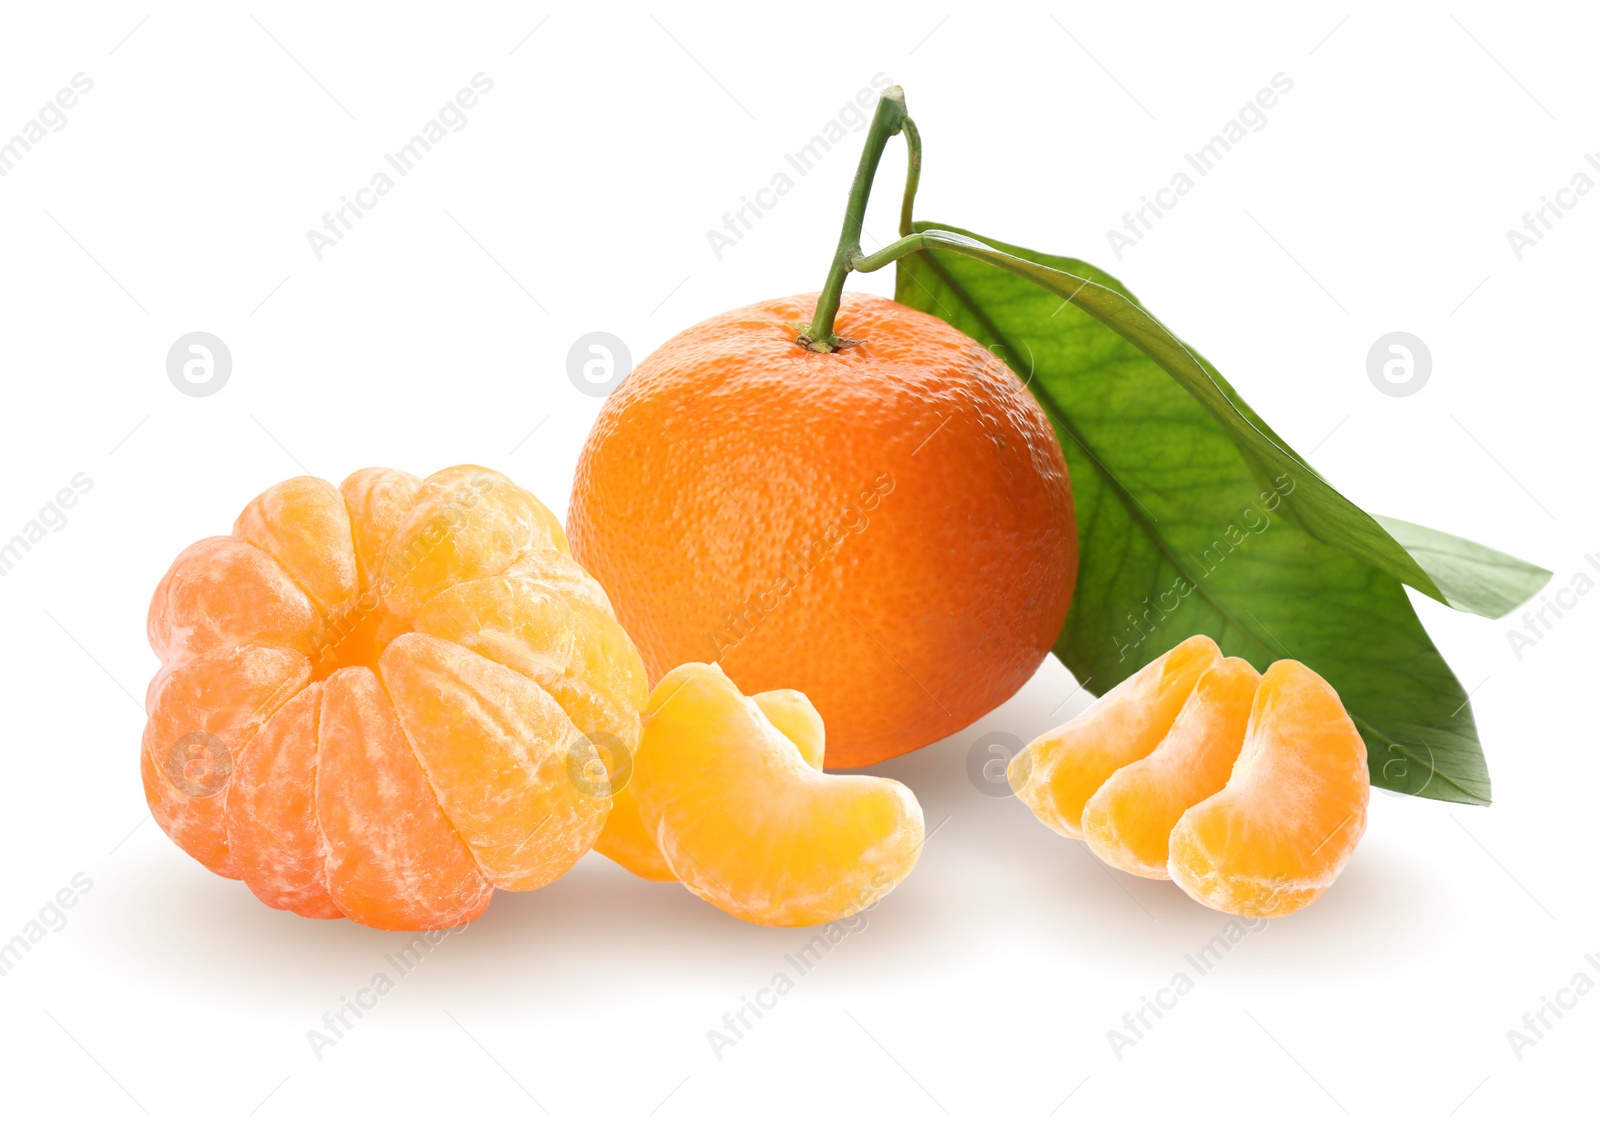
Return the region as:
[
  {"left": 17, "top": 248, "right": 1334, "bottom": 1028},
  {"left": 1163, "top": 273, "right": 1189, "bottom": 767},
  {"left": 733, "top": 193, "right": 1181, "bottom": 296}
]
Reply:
[
  {"left": 568, "top": 291, "right": 1077, "bottom": 768},
  {"left": 143, "top": 465, "right": 654, "bottom": 928},
  {"left": 630, "top": 662, "right": 924, "bottom": 926},
  {"left": 1169, "top": 660, "right": 1369, "bottom": 917}
]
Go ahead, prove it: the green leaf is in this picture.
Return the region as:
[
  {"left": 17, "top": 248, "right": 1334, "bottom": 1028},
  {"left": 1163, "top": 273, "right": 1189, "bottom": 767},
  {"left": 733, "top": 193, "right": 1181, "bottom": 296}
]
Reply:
[
  {"left": 1373, "top": 515, "right": 1552, "bottom": 620},
  {"left": 893, "top": 225, "right": 1550, "bottom": 618},
  {"left": 893, "top": 224, "right": 1543, "bottom": 805}
]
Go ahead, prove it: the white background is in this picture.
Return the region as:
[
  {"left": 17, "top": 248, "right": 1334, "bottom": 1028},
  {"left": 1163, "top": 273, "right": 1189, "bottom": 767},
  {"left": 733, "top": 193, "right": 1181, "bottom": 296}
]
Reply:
[{"left": 0, "top": 2, "right": 1594, "bottom": 1127}]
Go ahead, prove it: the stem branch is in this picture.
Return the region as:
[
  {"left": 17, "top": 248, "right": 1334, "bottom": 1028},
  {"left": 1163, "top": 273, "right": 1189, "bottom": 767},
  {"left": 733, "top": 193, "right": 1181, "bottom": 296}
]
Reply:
[
  {"left": 898, "top": 117, "right": 922, "bottom": 239},
  {"left": 800, "top": 87, "right": 913, "bottom": 352}
]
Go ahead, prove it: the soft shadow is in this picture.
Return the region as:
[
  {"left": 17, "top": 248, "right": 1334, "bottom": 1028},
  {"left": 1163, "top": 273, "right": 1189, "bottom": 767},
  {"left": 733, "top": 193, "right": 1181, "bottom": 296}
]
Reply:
[{"left": 101, "top": 658, "right": 1446, "bottom": 1004}]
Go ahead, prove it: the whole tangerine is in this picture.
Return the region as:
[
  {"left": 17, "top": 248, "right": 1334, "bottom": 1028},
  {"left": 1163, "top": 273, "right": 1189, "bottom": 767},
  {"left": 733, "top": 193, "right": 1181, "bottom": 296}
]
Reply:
[{"left": 568, "top": 291, "right": 1077, "bottom": 768}]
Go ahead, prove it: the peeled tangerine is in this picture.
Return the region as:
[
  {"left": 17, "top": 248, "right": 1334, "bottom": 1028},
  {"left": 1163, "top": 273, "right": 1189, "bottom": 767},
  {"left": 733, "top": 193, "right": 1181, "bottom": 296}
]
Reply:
[
  {"left": 1010, "top": 635, "right": 1368, "bottom": 917},
  {"left": 632, "top": 663, "right": 924, "bottom": 927},
  {"left": 142, "top": 466, "right": 663, "bottom": 931}
]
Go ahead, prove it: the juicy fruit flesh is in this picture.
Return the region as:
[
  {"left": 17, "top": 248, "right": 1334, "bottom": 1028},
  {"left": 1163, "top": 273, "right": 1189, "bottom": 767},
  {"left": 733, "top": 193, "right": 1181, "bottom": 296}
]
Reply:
[
  {"left": 1168, "top": 660, "right": 1370, "bottom": 917},
  {"left": 1010, "top": 635, "right": 1221, "bottom": 839},
  {"left": 1082, "top": 657, "right": 1260, "bottom": 879},
  {"left": 225, "top": 683, "right": 337, "bottom": 917},
  {"left": 632, "top": 663, "right": 923, "bottom": 927},
  {"left": 568, "top": 291, "right": 1077, "bottom": 769},
  {"left": 410, "top": 561, "right": 673, "bottom": 883},
  {"left": 1009, "top": 636, "right": 1370, "bottom": 918},
  {"left": 315, "top": 665, "right": 491, "bottom": 928},
  {"left": 143, "top": 466, "right": 650, "bottom": 929},
  {"left": 379, "top": 633, "right": 609, "bottom": 891}
]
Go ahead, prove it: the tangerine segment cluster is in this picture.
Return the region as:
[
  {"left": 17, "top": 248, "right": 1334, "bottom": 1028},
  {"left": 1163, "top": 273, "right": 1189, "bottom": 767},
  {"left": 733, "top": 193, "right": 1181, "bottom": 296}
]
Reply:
[
  {"left": 631, "top": 662, "right": 925, "bottom": 927},
  {"left": 1010, "top": 635, "right": 1369, "bottom": 918},
  {"left": 142, "top": 466, "right": 653, "bottom": 930}
]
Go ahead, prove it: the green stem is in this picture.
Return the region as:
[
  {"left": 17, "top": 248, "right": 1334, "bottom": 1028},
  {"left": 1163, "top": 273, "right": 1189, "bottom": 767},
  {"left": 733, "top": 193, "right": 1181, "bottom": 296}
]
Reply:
[
  {"left": 799, "top": 87, "right": 911, "bottom": 352},
  {"left": 898, "top": 117, "right": 921, "bottom": 238},
  {"left": 849, "top": 231, "right": 929, "bottom": 274}
]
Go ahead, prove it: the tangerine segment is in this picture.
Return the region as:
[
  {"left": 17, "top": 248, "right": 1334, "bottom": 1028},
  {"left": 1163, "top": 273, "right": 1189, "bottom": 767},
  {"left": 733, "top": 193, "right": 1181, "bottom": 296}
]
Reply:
[
  {"left": 146, "top": 536, "right": 322, "bottom": 667},
  {"left": 591, "top": 787, "right": 676, "bottom": 882},
  {"left": 1010, "top": 636, "right": 1221, "bottom": 838},
  {"left": 141, "top": 644, "right": 311, "bottom": 878},
  {"left": 379, "top": 633, "right": 609, "bottom": 891},
  {"left": 380, "top": 466, "right": 568, "bottom": 625},
  {"left": 224, "top": 684, "right": 341, "bottom": 918},
  {"left": 752, "top": 689, "right": 826, "bottom": 770},
  {"left": 1168, "top": 660, "right": 1369, "bottom": 918},
  {"left": 632, "top": 663, "right": 924, "bottom": 927},
  {"left": 413, "top": 568, "right": 647, "bottom": 754},
  {"left": 591, "top": 685, "right": 832, "bottom": 885},
  {"left": 316, "top": 667, "right": 492, "bottom": 930},
  {"left": 1082, "top": 657, "right": 1260, "bottom": 879},
  {"left": 412, "top": 566, "right": 663, "bottom": 883},
  {"left": 339, "top": 467, "right": 422, "bottom": 591},
  {"left": 233, "top": 476, "right": 358, "bottom": 624}
]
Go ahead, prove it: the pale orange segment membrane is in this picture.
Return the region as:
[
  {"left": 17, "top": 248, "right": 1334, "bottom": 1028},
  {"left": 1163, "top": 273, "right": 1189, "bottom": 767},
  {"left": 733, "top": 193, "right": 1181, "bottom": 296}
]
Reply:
[
  {"left": 593, "top": 683, "right": 831, "bottom": 884},
  {"left": 146, "top": 536, "right": 322, "bottom": 667},
  {"left": 224, "top": 683, "right": 341, "bottom": 918},
  {"left": 141, "top": 644, "right": 311, "bottom": 878},
  {"left": 339, "top": 467, "right": 422, "bottom": 592},
  {"left": 412, "top": 569, "right": 659, "bottom": 880},
  {"left": 413, "top": 569, "right": 647, "bottom": 750},
  {"left": 233, "top": 476, "right": 359, "bottom": 624},
  {"left": 1082, "top": 657, "right": 1259, "bottom": 879},
  {"left": 315, "top": 667, "right": 492, "bottom": 930},
  {"left": 1010, "top": 635, "right": 1221, "bottom": 838},
  {"left": 632, "top": 663, "right": 923, "bottom": 927},
  {"left": 1169, "top": 659, "right": 1370, "bottom": 918},
  {"left": 593, "top": 788, "right": 676, "bottom": 882},
  {"left": 752, "top": 689, "right": 826, "bottom": 770},
  {"left": 379, "top": 633, "right": 609, "bottom": 891},
  {"left": 379, "top": 466, "right": 569, "bottom": 625}
]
